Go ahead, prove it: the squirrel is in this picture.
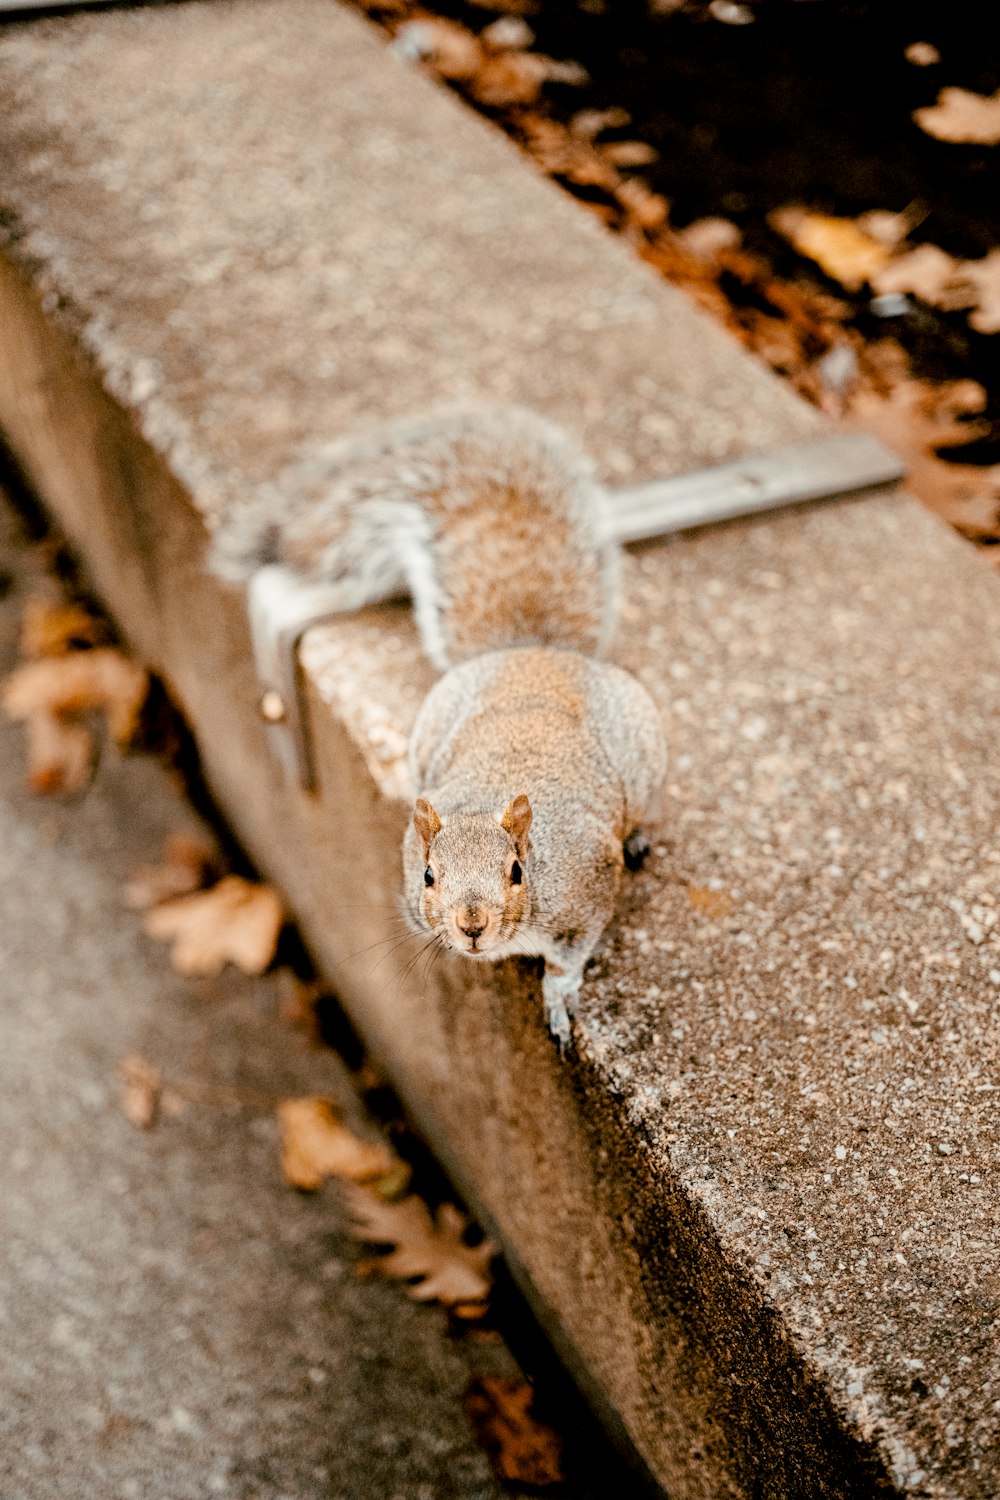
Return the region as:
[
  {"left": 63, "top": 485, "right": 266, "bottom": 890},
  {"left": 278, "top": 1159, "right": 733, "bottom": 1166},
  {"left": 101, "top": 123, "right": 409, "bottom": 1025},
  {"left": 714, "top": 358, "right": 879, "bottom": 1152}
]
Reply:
[{"left": 213, "top": 406, "right": 666, "bottom": 1048}]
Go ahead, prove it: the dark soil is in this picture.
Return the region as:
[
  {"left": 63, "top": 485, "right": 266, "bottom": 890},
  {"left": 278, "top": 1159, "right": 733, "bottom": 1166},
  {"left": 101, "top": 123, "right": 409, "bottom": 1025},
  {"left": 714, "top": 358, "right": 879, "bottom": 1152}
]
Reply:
[{"left": 424, "top": 0, "right": 1000, "bottom": 458}]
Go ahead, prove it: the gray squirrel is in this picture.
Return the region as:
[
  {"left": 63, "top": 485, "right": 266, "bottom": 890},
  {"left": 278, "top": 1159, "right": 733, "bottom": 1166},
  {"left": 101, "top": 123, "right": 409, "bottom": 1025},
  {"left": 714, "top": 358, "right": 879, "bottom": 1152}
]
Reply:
[{"left": 213, "top": 406, "right": 666, "bottom": 1048}]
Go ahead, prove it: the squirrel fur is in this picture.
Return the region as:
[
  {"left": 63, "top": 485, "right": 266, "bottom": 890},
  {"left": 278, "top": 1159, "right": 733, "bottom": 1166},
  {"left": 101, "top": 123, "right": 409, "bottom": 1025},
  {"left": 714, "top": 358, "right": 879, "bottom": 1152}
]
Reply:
[{"left": 214, "top": 406, "right": 666, "bottom": 1047}]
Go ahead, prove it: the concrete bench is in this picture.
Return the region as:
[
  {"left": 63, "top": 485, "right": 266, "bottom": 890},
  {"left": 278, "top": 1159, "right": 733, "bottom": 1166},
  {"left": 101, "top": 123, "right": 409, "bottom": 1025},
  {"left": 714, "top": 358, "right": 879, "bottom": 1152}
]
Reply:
[{"left": 1, "top": 2, "right": 998, "bottom": 1494}]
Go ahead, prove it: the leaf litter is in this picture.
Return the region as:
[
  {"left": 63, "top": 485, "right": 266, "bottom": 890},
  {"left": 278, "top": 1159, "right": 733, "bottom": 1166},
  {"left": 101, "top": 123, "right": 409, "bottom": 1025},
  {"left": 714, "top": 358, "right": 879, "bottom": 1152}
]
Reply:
[{"left": 358, "top": 0, "right": 1000, "bottom": 556}]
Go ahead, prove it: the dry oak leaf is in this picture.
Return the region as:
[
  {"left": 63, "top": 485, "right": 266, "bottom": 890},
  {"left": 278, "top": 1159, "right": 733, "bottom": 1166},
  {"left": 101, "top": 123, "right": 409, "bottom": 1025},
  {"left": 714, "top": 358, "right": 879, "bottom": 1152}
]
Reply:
[
  {"left": 914, "top": 87, "right": 1000, "bottom": 145},
  {"left": 464, "top": 1376, "right": 565, "bottom": 1487},
  {"left": 770, "top": 207, "right": 891, "bottom": 291},
  {"left": 469, "top": 49, "right": 549, "bottom": 107},
  {"left": 869, "top": 243, "right": 972, "bottom": 309},
  {"left": 143, "top": 874, "right": 283, "bottom": 976},
  {"left": 119, "top": 1053, "right": 161, "bottom": 1130},
  {"left": 20, "top": 597, "right": 107, "bottom": 658},
  {"left": 344, "top": 1183, "right": 496, "bottom": 1307},
  {"left": 124, "top": 832, "right": 216, "bottom": 910},
  {"left": 19, "top": 710, "right": 92, "bottom": 795},
  {"left": 955, "top": 249, "right": 1000, "bottom": 334},
  {"left": 393, "top": 18, "right": 482, "bottom": 81},
  {"left": 2, "top": 648, "right": 148, "bottom": 746},
  {"left": 278, "top": 1097, "right": 395, "bottom": 1191}
]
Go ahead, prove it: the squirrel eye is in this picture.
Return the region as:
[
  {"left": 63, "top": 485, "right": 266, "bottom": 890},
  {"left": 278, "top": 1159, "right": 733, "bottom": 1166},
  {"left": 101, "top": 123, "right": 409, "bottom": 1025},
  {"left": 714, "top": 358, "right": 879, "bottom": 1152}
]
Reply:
[
  {"left": 424, "top": 866, "right": 435, "bottom": 887},
  {"left": 510, "top": 860, "right": 522, "bottom": 886}
]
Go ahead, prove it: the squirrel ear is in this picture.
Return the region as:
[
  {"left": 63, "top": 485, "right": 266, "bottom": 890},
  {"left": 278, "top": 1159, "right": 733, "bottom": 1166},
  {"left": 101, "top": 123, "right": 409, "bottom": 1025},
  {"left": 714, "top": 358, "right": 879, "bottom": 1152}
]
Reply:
[
  {"left": 500, "top": 794, "right": 533, "bottom": 855},
  {"left": 413, "top": 797, "right": 442, "bottom": 855}
]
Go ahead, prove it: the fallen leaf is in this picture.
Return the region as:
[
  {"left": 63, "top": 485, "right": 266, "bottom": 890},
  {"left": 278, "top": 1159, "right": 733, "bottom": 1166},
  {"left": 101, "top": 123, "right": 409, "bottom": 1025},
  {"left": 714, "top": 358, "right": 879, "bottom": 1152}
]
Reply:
[
  {"left": 850, "top": 375, "right": 1000, "bottom": 546},
  {"left": 480, "top": 14, "right": 534, "bottom": 51},
  {"left": 278, "top": 1097, "right": 395, "bottom": 1190},
  {"left": 469, "top": 50, "right": 548, "bottom": 107},
  {"left": 686, "top": 886, "right": 734, "bottom": 919},
  {"left": 20, "top": 709, "right": 93, "bottom": 794},
  {"left": 617, "top": 177, "right": 669, "bottom": 231},
  {"left": 343, "top": 1184, "right": 496, "bottom": 1306},
  {"left": 869, "top": 243, "right": 972, "bottom": 309},
  {"left": 675, "top": 216, "right": 742, "bottom": 259},
  {"left": 904, "top": 41, "right": 940, "bottom": 68},
  {"left": 143, "top": 874, "right": 283, "bottom": 975},
  {"left": 954, "top": 248, "right": 1000, "bottom": 334},
  {"left": 464, "top": 1376, "right": 565, "bottom": 1486},
  {"left": 914, "top": 86, "right": 1000, "bottom": 145},
  {"left": 123, "top": 832, "right": 216, "bottom": 909},
  {"left": 394, "top": 17, "right": 483, "bottom": 80},
  {"left": 20, "top": 597, "right": 106, "bottom": 658},
  {"left": 2, "top": 648, "right": 148, "bottom": 747},
  {"left": 770, "top": 207, "right": 892, "bottom": 291},
  {"left": 602, "top": 139, "right": 659, "bottom": 168},
  {"left": 569, "top": 105, "right": 630, "bottom": 139},
  {"left": 119, "top": 1053, "right": 161, "bottom": 1130},
  {"left": 855, "top": 206, "right": 923, "bottom": 250}
]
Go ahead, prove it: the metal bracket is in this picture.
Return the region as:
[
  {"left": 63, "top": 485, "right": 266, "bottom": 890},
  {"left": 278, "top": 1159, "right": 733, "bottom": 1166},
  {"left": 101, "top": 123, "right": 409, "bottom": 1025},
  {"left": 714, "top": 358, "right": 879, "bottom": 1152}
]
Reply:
[{"left": 249, "top": 430, "right": 904, "bottom": 791}]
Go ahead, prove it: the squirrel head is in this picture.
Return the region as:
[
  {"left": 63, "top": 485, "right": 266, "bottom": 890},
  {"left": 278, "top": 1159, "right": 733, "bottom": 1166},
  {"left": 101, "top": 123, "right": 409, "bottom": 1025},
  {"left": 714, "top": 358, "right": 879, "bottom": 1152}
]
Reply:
[{"left": 406, "top": 794, "right": 533, "bottom": 958}]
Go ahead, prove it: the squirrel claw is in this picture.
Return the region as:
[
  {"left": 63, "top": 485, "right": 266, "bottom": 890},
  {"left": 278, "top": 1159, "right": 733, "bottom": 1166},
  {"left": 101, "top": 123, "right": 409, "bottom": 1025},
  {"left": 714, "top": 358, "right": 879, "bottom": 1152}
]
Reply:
[
  {"left": 623, "top": 829, "right": 651, "bottom": 872},
  {"left": 546, "top": 1004, "right": 573, "bottom": 1053}
]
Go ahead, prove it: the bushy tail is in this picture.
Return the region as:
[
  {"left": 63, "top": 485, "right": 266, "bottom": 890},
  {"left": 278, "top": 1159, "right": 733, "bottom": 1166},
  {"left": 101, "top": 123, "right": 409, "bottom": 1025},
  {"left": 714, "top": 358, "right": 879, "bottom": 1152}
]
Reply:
[{"left": 208, "top": 406, "right": 620, "bottom": 670}]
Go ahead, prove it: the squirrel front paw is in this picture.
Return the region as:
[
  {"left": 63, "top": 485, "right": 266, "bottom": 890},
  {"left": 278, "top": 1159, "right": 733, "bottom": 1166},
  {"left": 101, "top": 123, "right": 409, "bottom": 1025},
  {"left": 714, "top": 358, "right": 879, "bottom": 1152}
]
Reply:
[{"left": 542, "top": 968, "right": 581, "bottom": 1054}]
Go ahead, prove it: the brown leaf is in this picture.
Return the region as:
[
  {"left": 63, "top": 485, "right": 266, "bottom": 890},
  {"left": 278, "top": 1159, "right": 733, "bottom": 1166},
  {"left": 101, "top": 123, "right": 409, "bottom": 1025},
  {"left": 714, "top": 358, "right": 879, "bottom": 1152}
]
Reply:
[
  {"left": 21, "top": 710, "right": 93, "bottom": 794},
  {"left": 955, "top": 249, "right": 1000, "bottom": 335},
  {"left": 914, "top": 86, "right": 1000, "bottom": 145},
  {"left": 278, "top": 1097, "right": 395, "bottom": 1191},
  {"left": 123, "top": 832, "right": 216, "bottom": 910},
  {"left": 469, "top": 50, "right": 548, "bottom": 107},
  {"left": 849, "top": 376, "right": 1000, "bottom": 545},
  {"left": 119, "top": 1053, "right": 161, "bottom": 1130},
  {"left": 2, "top": 648, "right": 148, "bottom": 746},
  {"left": 602, "top": 139, "right": 659, "bottom": 168},
  {"left": 20, "top": 597, "right": 107, "bottom": 658},
  {"left": 686, "top": 886, "right": 734, "bottom": 919},
  {"left": 344, "top": 1185, "right": 496, "bottom": 1306},
  {"left": 617, "top": 177, "right": 669, "bottom": 231},
  {"left": 770, "top": 207, "right": 891, "bottom": 291},
  {"left": 568, "top": 105, "right": 630, "bottom": 140},
  {"left": 395, "top": 17, "right": 483, "bottom": 81},
  {"left": 904, "top": 41, "right": 939, "bottom": 67},
  {"left": 675, "top": 216, "right": 742, "bottom": 259},
  {"left": 143, "top": 874, "right": 283, "bottom": 976},
  {"left": 869, "top": 243, "right": 972, "bottom": 309},
  {"left": 464, "top": 1376, "right": 565, "bottom": 1486}
]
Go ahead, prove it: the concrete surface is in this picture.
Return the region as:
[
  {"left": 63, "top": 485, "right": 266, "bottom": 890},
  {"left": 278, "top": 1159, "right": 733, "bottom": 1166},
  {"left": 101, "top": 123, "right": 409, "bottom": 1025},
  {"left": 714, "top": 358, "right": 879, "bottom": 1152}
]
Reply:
[
  {"left": 0, "top": 2, "right": 998, "bottom": 1497},
  {"left": 0, "top": 493, "right": 563, "bottom": 1500}
]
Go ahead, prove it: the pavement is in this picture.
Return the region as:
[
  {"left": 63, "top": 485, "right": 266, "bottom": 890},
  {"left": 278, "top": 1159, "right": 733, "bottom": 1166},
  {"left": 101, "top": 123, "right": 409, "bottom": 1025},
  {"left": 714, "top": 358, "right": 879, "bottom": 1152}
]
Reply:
[{"left": 0, "top": 483, "right": 618, "bottom": 1500}]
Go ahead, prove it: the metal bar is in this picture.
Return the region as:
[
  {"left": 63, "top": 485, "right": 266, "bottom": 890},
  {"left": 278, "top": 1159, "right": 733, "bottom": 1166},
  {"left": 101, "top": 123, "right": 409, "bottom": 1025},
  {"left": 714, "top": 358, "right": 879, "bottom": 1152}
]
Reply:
[{"left": 609, "top": 431, "right": 903, "bottom": 545}]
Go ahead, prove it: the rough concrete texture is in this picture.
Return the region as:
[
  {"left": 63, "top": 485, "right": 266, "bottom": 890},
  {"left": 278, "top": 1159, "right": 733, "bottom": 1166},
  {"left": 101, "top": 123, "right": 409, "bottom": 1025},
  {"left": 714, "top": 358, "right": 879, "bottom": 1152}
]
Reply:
[
  {"left": 0, "top": 2, "right": 998, "bottom": 1497},
  {"left": 0, "top": 497, "right": 556, "bottom": 1500}
]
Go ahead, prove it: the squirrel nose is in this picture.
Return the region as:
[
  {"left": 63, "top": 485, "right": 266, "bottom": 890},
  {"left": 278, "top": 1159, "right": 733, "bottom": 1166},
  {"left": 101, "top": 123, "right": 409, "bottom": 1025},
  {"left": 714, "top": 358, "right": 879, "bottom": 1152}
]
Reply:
[{"left": 458, "top": 918, "right": 485, "bottom": 940}]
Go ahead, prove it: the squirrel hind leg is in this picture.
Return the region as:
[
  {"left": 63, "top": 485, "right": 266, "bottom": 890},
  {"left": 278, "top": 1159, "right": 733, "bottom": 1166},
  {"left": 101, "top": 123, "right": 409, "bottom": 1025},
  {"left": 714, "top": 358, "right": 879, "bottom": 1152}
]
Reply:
[{"left": 623, "top": 829, "right": 651, "bottom": 872}]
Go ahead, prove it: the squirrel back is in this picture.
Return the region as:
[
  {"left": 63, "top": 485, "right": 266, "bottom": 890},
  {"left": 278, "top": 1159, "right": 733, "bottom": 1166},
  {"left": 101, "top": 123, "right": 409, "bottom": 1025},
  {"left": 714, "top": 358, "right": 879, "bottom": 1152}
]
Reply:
[{"left": 211, "top": 406, "right": 620, "bottom": 671}]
